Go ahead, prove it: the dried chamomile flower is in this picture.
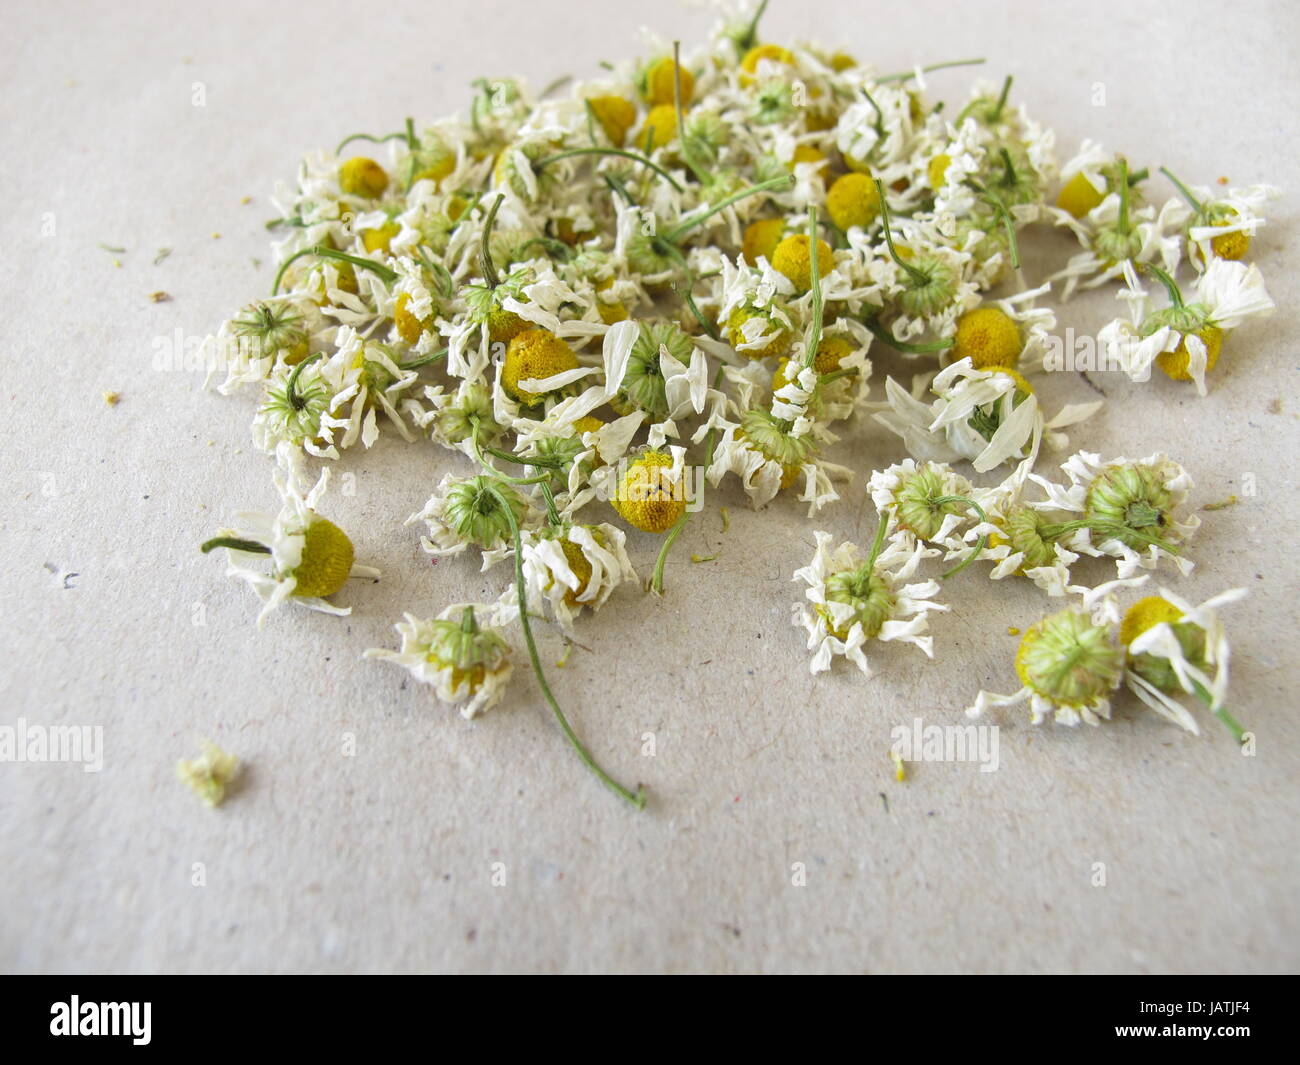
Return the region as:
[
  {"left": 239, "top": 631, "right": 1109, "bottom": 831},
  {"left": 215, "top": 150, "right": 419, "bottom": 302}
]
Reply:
[
  {"left": 868, "top": 459, "right": 976, "bottom": 544},
  {"left": 826, "top": 172, "right": 881, "bottom": 232},
  {"left": 201, "top": 444, "right": 378, "bottom": 626},
  {"left": 1100, "top": 259, "right": 1273, "bottom": 395},
  {"left": 946, "top": 283, "right": 1056, "bottom": 372},
  {"left": 1119, "top": 587, "right": 1248, "bottom": 741},
  {"left": 251, "top": 354, "right": 341, "bottom": 459},
  {"left": 410, "top": 473, "right": 533, "bottom": 563},
  {"left": 338, "top": 156, "right": 389, "bottom": 199},
  {"left": 611, "top": 448, "right": 690, "bottom": 533},
  {"left": 365, "top": 605, "right": 513, "bottom": 718},
  {"left": 231, "top": 299, "right": 311, "bottom": 365},
  {"left": 501, "top": 327, "right": 582, "bottom": 405},
  {"left": 792, "top": 524, "right": 948, "bottom": 676},
  {"left": 878, "top": 358, "right": 1101, "bottom": 473},
  {"left": 499, "top": 522, "right": 637, "bottom": 630},
  {"left": 1049, "top": 157, "right": 1178, "bottom": 299},
  {"left": 1029, "top": 450, "right": 1199, "bottom": 578},
  {"left": 966, "top": 583, "right": 1132, "bottom": 727},
  {"left": 939, "top": 464, "right": 1081, "bottom": 596},
  {"left": 1158, "top": 168, "right": 1276, "bottom": 265},
  {"left": 176, "top": 741, "right": 240, "bottom": 808}
]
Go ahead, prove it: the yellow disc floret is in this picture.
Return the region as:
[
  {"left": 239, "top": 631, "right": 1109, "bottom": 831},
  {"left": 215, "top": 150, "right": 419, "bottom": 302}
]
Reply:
[
  {"left": 612, "top": 451, "right": 687, "bottom": 533},
  {"left": 725, "top": 305, "right": 792, "bottom": 360},
  {"left": 740, "top": 44, "right": 794, "bottom": 85},
  {"left": 501, "top": 328, "right": 579, "bottom": 405},
  {"left": 1056, "top": 171, "right": 1104, "bottom": 218},
  {"left": 742, "top": 217, "right": 786, "bottom": 265},
  {"left": 1156, "top": 325, "right": 1223, "bottom": 382},
  {"left": 927, "top": 153, "right": 951, "bottom": 190},
  {"left": 338, "top": 157, "right": 389, "bottom": 199},
  {"left": 826, "top": 172, "right": 881, "bottom": 231},
  {"left": 771, "top": 234, "right": 834, "bottom": 293},
  {"left": 291, "top": 517, "right": 355, "bottom": 599},
  {"left": 642, "top": 57, "right": 694, "bottom": 107},
  {"left": 587, "top": 95, "right": 637, "bottom": 146},
  {"left": 1119, "top": 596, "right": 1185, "bottom": 647},
  {"left": 394, "top": 292, "right": 433, "bottom": 345},
  {"left": 361, "top": 221, "right": 401, "bottom": 255},
  {"left": 951, "top": 306, "right": 1023, "bottom": 369},
  {"left": 639, "top": 104, "right": 683, "bottom": 152}
]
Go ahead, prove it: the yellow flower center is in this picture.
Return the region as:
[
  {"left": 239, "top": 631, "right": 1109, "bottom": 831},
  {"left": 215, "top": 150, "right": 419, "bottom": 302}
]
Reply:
[
  {"left": 394, "top": 292, "right": 432, "bottom": 345},
  {"left": 1119, "top": 596, "right": 1185, "bottom": 647},
  {"left": 639, "top": 104, "right": 683, "bottom": 152},
  {"left": 612, "top": 451, "right": 687, "bottom": 533},
  {"left": 587, "top": 95, "right": 638, "bottom": 146},
  {"left": 771, "top": 234, "right": 833, "bottom": 293},
  {"left": 501, "top": 328, "right": 579, "bottom": 404},
  {"left": 741, "top": 217, "right": 786, "bottom": 265},
  {"left": 927, "top": 153, "right": 951, "bottom": 190},
  {"left": 952, "top": 306, "right": 1023, "bottom": 369},
  {"left": 826, "top": 172, "right": 881, "bottom": 231},
  {"left": 1155, "top": 325, "right": 1223, "bottom": 382},
  {"left": 1210, "top": 229, "right": 1250, "bottom": 261},
  {"left": 740, "top": 44, "right": 794, "bottom": 86},
  {"left": 362, "top": 221, "right": 401, "bottom": 255},
  {"left": 643, "top": 57, "right": 694, "bottom": 107},
  {"left": 725, "top": 306, "right": 792, "bottom": 360},
  {"left": 291, "top": 517, "right": 355, "bottom": 599},
  {"left": 338, "top": 157, "right": 389, "bottom": 199},
  {"left": 1056, "top": 171, "right": 1104, "bottom": 218}
]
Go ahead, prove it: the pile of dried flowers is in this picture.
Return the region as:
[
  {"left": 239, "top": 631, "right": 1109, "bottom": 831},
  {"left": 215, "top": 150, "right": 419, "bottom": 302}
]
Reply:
[{"left": 199, "top": 1, "right": 1274, "bottom": 807}]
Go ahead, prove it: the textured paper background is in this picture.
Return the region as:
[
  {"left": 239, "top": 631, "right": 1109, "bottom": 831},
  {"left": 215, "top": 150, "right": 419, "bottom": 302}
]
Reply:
[{"left": 2, "top": 0, "right": 1297, "bottom": 974}]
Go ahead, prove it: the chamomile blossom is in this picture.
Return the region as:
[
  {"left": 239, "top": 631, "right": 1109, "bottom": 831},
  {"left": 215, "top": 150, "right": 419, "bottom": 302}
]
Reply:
[
  {"left": 965, "top": 581, "right": 1137, "bottom": 728},
  {"left": 409, "top": 473, "right": 537, "bottom": 565},
  {"left": 497, "top": 522, "right": 637, "bottom": 630},
  {"left": 792, "top": 526, "right": 948, "bottom": 676},
  {"left": 1029, "top": 450, "right": 1200, "bottom": 578},
  {"left": 364, "top": 605, "right": 513, "bottom": 718},
  {"left": 876, "top": 358, "right": 1101, "bottom": 472},
  {"left": 1157, "top": 170, "right": 1276, "bottom": 266},
  {"left": 1099, "top": 258, "right": 1274, "bottom": 394},
  {"left": 200, "top": 444, "right": 379, "bottom": 626},
  {"left": 939, "top": 461, "right": 1081, "bottom": 596},
  {"left": 1119, "top": 587, "right": 1248, "bottom": 739}
]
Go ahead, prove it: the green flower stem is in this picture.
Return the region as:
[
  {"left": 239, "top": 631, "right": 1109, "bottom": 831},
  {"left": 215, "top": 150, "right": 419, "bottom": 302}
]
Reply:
[
  {"left": 928, "top": 495, "right": 989, "bottom": 578},
  {"left": 860, "top": 86, "right": 886, "bottom": 139},
  {"left": 877, "top": 57, "right": 986, "bottom": 83},
  {"left": 1189, "top": 678, "right": 1246, "bottom": 743},
  {"left": 651, "top": 511, "right": 691, "bottom": 595},
  {"left": 1144, "top": 263, "right": 1185, "bottom": 309},
  {"left": 335, "top": 130, "right": 406, "bottom": 155},
  {"left": 873, "top": 178, "right": 930, "bottom": 287},
  {"left": 200, "top": 536, "right": 270, "bottom": 555},
  {"left": 478, "top": 193, "right": 505, "bottom": 289},
  {"left": 272, "top": 245, "right": 398, "bottom": 296},
  {"left": 862, "top": 314, "right": 953, "bottom": 354},
  {"left": 733, "top": 0, "right": 769, "bottom": 54},
  {"left": 485, "top": 483, "right": 646, "bottom": 809},
  {"left": 990, "top": 76, "right": 1013, "bottom": 121},
  {"left": 538, "top": 482, "right": 563, "bottom": 526},
  {"left": 665, "top": 174, "right": 794, "bottom": 243},
  {"left": 286, "top": 351, "right": 324, "bottom": 411},
  {"left": 533, "top": 148, "right": 684, "bottom": 193},
  {"left": 863, "top": 508, "right": 894, "bottom": 570},
  {"left": 802, "top": 206, "right": 825, "bottom": 371},
  {"left": 1159, "top": 166, "right": 1206, "bottom": 216},
  {"left": 1039, "top": 517, "right": 1179, "bottom": 555},
  {"left": 469, "top": 428, "right": 555, "bottom": 486},
  {"left": 398, "top": 348, "right": 448, "bottom": 371},
  {"left": 1114, "top": 156, "right": 1132, "bottom": 236}
]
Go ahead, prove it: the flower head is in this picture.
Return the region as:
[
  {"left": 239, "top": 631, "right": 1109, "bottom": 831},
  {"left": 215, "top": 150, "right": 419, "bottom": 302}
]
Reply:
[
  {"left": 365, "top": 605, "right": 513, "bottom": 718},
  {"left": 793, "top": 528, "right": 947, "bottom": 675}
]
